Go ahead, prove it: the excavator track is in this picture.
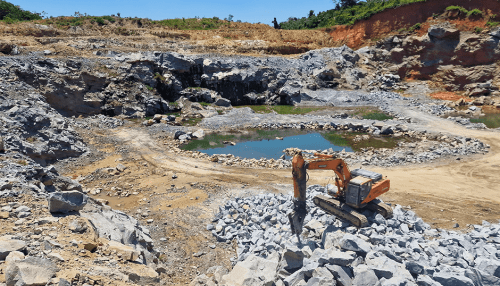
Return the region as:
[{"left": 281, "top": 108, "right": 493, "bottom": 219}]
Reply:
[
  {"left": 313, "top": 195, "right": 369, "bottom": 228},
  {"left": 365, "top": 198, "right": 393, "bottom": 219}
]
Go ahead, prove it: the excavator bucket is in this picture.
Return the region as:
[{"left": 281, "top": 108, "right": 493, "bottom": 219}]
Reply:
[{"left": 288, "top": 208, "right": 307, "bottom": 236}]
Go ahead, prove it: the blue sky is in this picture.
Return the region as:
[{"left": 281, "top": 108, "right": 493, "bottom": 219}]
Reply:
[{"left": 10, "top": 0, "right": 336, "bottom": 25}]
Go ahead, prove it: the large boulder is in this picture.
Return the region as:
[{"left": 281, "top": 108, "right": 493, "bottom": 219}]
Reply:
[
  {"left": 214, "top": 97, "right": 232, "bottom": 107},
  {"left": 351, "top": 269, "right": 379, "bottom": 286},
  {"left": 48, "top": 191, "right": 88, "bottom": 213},
  {"left": 428, "top": 25, "right": 460, "bottom": 39},
  {"left": 365, "top": 252, "right": 413, "bottom": 281},
  {"left": 80, "top": 205, "right": 154, "bottom": 260},
  {"left": 6, "top": 257, "right": 58, "bottom": 286},
  {"left": 432, "top": 271, "right": 475, "bottom": 286},
  {"left": 221, "top": 254, "right": 279, "bottom": 286},
  {"left": 326, "top": 265, "right": 353, "bottom": 286},
  {"left": 475, "top": 257, "right": 500, "bottom": 278},
  {"left": 0, "top": 237, "right": 27, "bottom": 260},
  {"left": 336, "top": 234, "right": 372, "bottom": 254},
  {"left": 107, "top": 240, "right": 141, "bottom": 261}
]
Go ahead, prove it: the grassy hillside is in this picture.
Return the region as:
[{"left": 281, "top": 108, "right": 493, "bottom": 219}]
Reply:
[
  {"left": 280, "top": 0, "right": 427, "bottom": 29},
  {"left": 0, "top": 0, "right": 41, "bottom": 22}
]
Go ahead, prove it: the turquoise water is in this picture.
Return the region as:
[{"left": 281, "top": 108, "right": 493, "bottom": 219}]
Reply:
[{"left": 199, "top": 133, "right": 353, "bottom": 160}]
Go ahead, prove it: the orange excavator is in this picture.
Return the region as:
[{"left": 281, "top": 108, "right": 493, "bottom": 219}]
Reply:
[{"left": 288, "top": 152, "right": 392, "bottom": 236}]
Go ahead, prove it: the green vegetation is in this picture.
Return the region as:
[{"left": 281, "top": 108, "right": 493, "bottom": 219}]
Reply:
[
  {"left": 474, "top": 27, "right": 483, "bottom": 34},
  {"left": 470, "top": 114, "right": 500, "bottom": 129},
  {"left": 152, "top": 17, "right": 229, "bottom": 30},
  {"left": 183, "top": 117, "right": 203, "bottom": 126},
  {"left": 362, "top": 112, "right": 393, "bottom": 120},
  {"left": 354, "top": 107, "right": 393, "bottom": 120},
  {"left": 408, "top": 23, "right": 421, "bottom": 32},
  {"left": 322, "top": 131, "right": 407, "bottom": 151},
  {"left": 321, "top": 132, "right": 350, "bottom": 147},
  {"left": 94, "top": 17, "right": 105, "bottom": 25},
  {"left": 280, "top": 0, "right": 427, "bottom": 30},
  {"left": 467, "top": 9, "right": 483, "bottom": 17},
  {"left": 145, "top": 85, "right": 154, "bottom": 91},
  {"left": 42, "top": 15, "right": 119, "bottom": 28},
  {"left": 181, "top": 133, "right": 236, "bottom": 151},
  {"left": 236, "top": 105, "right": 319, "bottom": 115},
  {"left": 154, "top": 73, "right": 166, "bottom": 82},
  {"left": 200, "top": 102, "right": 210, "bottom": 107},
  {"left": 0, "top": 0, "right": 41, "bottom": 22},
  {"left": 102, "top": 15, "right": 116, "bottom": 23},
  {"left": 445, "top": 5, "right": 468, "bottom": 14},
  {"left": 487, "top": 21, "right": 500, "bottom": 27}
]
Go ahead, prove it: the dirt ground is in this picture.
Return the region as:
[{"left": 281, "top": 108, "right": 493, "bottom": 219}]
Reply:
[{"left": 60, "top": 107, "right": 500, "bottom": 284}]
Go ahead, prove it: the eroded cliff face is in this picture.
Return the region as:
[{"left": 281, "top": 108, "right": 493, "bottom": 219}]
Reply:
[
  {"left": 361, "top": 24, "right": 500, "bottom": 97},
  {"left": 327, "top": 0, "right": 500, "bottom": 49}
]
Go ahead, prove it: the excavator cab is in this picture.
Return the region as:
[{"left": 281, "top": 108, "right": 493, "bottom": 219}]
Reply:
[{"left": 346, "top": 176, "right": 373, "bottom": 208}]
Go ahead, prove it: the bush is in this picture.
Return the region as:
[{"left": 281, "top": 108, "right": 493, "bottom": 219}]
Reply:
[
  {"left": 467, "top": 9, "right": 483, "bottom": 17},
  {"left": 0, "top": 0, "right": 41, "bottom": 21},
  {"left": 2, "top": 16, "right": 16, "bottom": 24},
  {"left": 408, "top": 22, "right": 421, "bottom": 32},
  {"left": 152, "top": 17, "right": 227, "bottom": 30},
  {"left": 445, "top": 5, "right": 468, "bottom": 14},
  {"left": 474, "top": 27, "right": 483, "bottom": 34},
  {"left": 95, "top": 17, "right": 105, "bottom": 25},
  {"left": 102, "top": 15, "right": 115, "bottom": 23}
]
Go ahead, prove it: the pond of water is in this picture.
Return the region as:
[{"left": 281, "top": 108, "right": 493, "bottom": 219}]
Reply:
[{"left": 199, "top": 133, "right": 353, "bottom": 160}]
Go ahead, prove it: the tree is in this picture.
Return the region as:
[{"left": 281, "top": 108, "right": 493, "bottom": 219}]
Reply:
[
  {"left": 332, "top": 0, "right": 358, "bottom": 8},
  {"left": 309, "top": 10, "right": 315, "bottom": 17}
]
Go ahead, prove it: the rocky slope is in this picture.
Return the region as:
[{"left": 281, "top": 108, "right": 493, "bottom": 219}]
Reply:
[{"left": 193, "top": 185, "right": 500, "bottom": 286}]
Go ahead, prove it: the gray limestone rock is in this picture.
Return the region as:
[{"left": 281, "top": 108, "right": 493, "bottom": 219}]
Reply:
[
  {"left": 0, "top": 239, "right": 27, "bottom": 260},
  {"left": 318, "top": 249, "right": 357, "bottom": 267},
  {"left": 215, "top": 97, "right": 232, "bottom": 107},
  {"left": 174, "top": 130, "right": 186, "bottom": 139},
  {"left": 221, "top": 254, "right": 278, "bottom": 286},
  {"left": 432, "top": 272, "right": 474, "bottom": 286},
  {"left": 337, "top": 234, "right": 372, "bottom": 254},
  {"left": 427, "top": 25, "right": 459, "bottom": 39},
  {"left": 475, "top": 257, "right": 500, "bottom": 278},
  {"left": 306, "top": 277, "right": 336, "bottom": 286},
  {"left": 326, "top": 265, "right": 353, "bottom": 286},
  {"left": 416, "top": 275, "right": 441, "bottom": 286},
  {"left": 281, "top": 246, "right": 307, "bottom": 271},
  {"left": 48, "top": 191, "right": 88, "bottom": 213},
  {"left": 6, "top": 257, "right": 58, "bottom": 286},
  {"left": 352, "top": 269, "right": 379, "bottom": 286},
  {"left": 284, "top": 269, "right": 306, "bottom": 286}
]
